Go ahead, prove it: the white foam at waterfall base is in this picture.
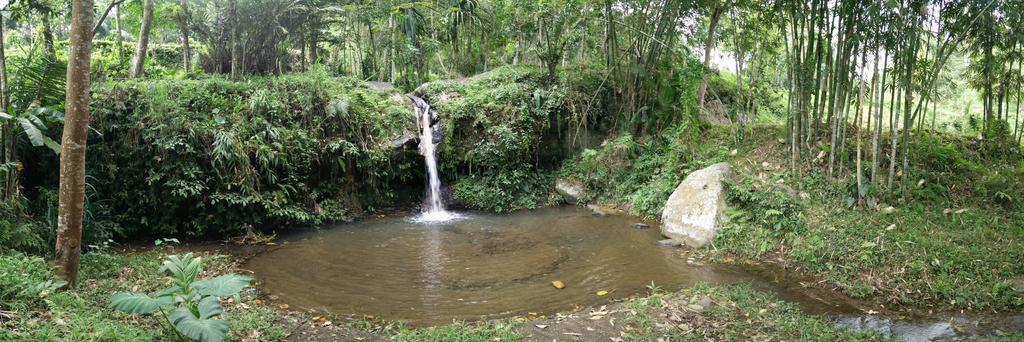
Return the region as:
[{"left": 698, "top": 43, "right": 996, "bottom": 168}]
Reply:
[{"left": 411, "top": 96, "right": 463, "bottom": 224}]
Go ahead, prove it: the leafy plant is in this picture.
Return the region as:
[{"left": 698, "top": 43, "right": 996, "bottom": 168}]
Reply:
[{"left": 110, "top": 253, "right": 251, "bottom": 342}]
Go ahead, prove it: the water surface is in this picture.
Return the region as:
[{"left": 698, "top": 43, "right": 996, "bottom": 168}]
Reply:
[{"left": 244, "top": 206, "right": 864, "bottom": 324}]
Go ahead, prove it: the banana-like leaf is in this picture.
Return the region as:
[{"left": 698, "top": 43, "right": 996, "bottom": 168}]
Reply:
[
  {"left": 168, "top": 307, "right": 229, "bottom": 342},
  {"left": 192, "top": 274, "right": 251, "bottom": 297},
  {"left": 198, "top": 296, "right": 224, "bottom": 319},
  {"left": 42, "top": 136, "right": 61, "bottom": 154},
  {"left": 16, "top": 117, "right": 45, "bottom": 147},
  {"left": 109, "top": 292, "right": 173, "bottom": 314}
]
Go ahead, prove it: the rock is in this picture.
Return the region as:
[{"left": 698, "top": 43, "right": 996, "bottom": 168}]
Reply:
[
  {"left": 552, "top": 280, "right": 565, "bottom": 289},
  {"left": 656, "top": 239, "right": 681, "bottom": 247},
  {"left": 587, "top": 204, "right": 623, "bottom": 216},
  {"left": 686, "top": 296, "right": 713, "bottom": 313},
  {"left": 1009, "top": 277, "right": 1024, "bottom": 293},
  {"left": 881, "top": 206, "right": 896, "bottom": 214},
  {"left": 633, "top": 223, "right": 650, "bottom": 229},
  {"left": 835, "top": 316, "right": 957, "bottom": 341},
  {"left": 660, "top": 163, "right": 733, "bottom": 248},
  {"left": 556, "top": 178, "right": 587, "bottom": 205}
]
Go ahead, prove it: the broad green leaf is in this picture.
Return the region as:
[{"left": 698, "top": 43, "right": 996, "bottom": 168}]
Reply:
[
  {"left": 42, "top": 136, "right": 61, "bottom": 155},
  {"left": 192, "top": 274, "right": 251, "bottom": 297},
  {"left": 109, "top": 292, "right": 172, "bottom": 314},
  {"left": 16, "top": 117, "right": 45, "bottom": 147},
  {"left": 198, "top": 296, "right": 224, "bottom": 319},
  {"left": 168, "top": 308, "right": 229, "bottom": 342},
  {"left": 153, "top": 285, "right": 181, "bottom": 298}
]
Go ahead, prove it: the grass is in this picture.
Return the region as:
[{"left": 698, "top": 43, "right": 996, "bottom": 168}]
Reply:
[
  {"left": 620, "top": 283, "right": 883, "bottom": 341},
  {"left": 391, "top": 321, "right": 522, "bottom": 342},
  {"left": 0, "top": 249, "right": 290, "bottom": 341},
  {"left": 707, "top": 129, "right": 1024, "bottom": 312}
]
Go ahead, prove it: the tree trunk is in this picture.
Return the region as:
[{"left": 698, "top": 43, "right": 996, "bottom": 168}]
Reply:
[
  {"left": 179, "top": 0, "right": 191, "bottom": 72},
  {"left": 128, "top": 0, "right": 154, "bottom": 78},
  {"left": 872, "top": 49, "right": 885, "bottom": 188},
  {"left": 696, "top": 2, "right": 723, "bottom": 112},
  {"left": 40, "top": 14, "right": 56, "bottom": 57},
  {"left": 230, "top": 0, "right": 240, "bottom": 78},
  {"left": 115, "top": 4, "right": 125, "bottom": 70},
  {"left": 0, "top": 16, "right": 13, "bottom": 204},
  {"left": 55, "top": 0, "right": 95, "bottom": 287}
]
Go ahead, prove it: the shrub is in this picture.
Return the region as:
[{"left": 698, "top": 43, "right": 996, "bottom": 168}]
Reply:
[
  {"left": 0, "top": 252, "right": 65, "bottom": 305},
  {"left": 724, "top": 174, "right": 805, "bottom": 233},
  {"left": 110, "top": 253, "right": 251, "bottom": 342}
]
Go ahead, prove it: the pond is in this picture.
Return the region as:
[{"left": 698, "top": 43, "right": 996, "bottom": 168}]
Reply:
[{"left": 243, "top": 206, "right": 859, "bottom": 324}]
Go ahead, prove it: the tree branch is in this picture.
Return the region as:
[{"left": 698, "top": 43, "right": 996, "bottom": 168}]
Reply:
[{"left": 92, "top": 0, "right": 128, "bottom": 38}]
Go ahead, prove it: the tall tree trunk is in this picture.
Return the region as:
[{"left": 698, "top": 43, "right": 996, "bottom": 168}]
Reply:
[
  {"left": 696, "top": 2, "right": 724, "bottom": 112},
  {"left": 115, "top": 4, "right": 125, "bottom": 71},
  {"left": 872, "top": 49, "right": 886, "bottom": 188},
  {"left": 230, "top": 0, "right": 240, "bottom": 78},
  {"left": 55, "top": 0, "right": 95, "bottom": 287},
  {"left": 0, "top": 16, "right": 13, "bottom": 204},
  {"left": 179, "top": 0, "right": 191, "bottom": 72},
  {"left": 39, "top": 14, "right": 56, "bottom": 57},
  {"left": 128, "top": 0, "right": 154, "bottom": 78}
]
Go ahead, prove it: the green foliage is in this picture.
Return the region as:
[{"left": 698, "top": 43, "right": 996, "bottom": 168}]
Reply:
[
  {"left": 713, "top": 163, "right": 1024, "bottom": 310},
  {"left": 724, "top": 174, "right": 805, "bottom": 233},
  {"left": 452, "top": 171, "right": 559, "bottom": 212},
  {"left": 420, "top": 65, "right": 609, "bottom": 211},
  {"left": 109, "top": 253, "right": 252, "bottom": 342},
  {"left": 0, "top": 252, "right": 65, "bottom": 305},
  {"left": 0, "top": 205, "right": 48, "bottom": 254},
  {"left": 82, "top": 72, "right": 414, "bottom": 237},
  {"left": 557, "top": 124, "right": 731, "bottom": 217}
]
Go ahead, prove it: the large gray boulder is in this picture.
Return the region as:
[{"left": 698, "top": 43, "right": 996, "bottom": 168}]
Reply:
[
  {"left": 661, "top": 163, "right": 733, "bottom": 247},
  {"left": 555, "top": 178, "right": 587, "bottom": 205}
]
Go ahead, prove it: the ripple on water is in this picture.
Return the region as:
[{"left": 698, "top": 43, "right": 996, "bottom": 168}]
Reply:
[{"left": 243, "top": 206, "right": 846, "bottom": 325}]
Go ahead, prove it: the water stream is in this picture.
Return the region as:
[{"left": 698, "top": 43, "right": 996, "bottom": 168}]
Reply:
[{"left": 410, "top": 95, "right": 460, "bottom": 223}]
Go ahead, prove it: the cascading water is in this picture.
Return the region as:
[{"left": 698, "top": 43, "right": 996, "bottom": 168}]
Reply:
[{"left": 411, "top": 95, "right": 460, "bottom": 222}]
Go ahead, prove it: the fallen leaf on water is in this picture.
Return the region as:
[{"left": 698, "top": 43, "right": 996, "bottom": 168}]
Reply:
[
  {"left": 552, "top": 281, "right": 565, "bottom": 289},
  {"left": 596, "top": 290, "right": 609, "bottom": 296}
]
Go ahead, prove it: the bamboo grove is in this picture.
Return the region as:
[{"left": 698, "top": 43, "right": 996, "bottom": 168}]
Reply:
[{"left": 777, "top": 0, "right": 1023, "bottom": 201}]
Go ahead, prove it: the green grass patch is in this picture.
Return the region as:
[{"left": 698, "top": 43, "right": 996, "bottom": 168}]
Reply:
[{"left": 621, "top": 283, "right": 882, "bottom": 341}]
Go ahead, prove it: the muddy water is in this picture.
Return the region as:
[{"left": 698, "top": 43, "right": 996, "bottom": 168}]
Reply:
[{"left": 244, "top": 206, "right": 867, "bottom": 324}]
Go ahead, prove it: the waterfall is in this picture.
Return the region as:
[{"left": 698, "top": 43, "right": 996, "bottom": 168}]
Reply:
[{"left": 411, "top": 96, "right": 459, "bottom": 222}]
